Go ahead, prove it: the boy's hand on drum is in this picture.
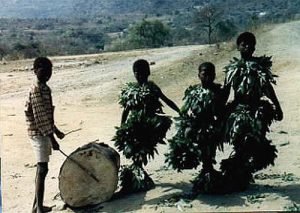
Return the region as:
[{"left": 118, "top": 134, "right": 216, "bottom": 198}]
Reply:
[
  {"left": 52, "top": 140, "right": 60, "bottom": 150},
  {"left": 55, "top": 129, "right": 65, "bottom": 139},
  {"left": 49, "top": 135, "right": 60, "bottom": 150}
]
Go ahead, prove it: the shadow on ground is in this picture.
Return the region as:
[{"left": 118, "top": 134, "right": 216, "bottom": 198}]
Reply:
[{"left": 65, "top": 177, "right": 300, "bottom": 212}]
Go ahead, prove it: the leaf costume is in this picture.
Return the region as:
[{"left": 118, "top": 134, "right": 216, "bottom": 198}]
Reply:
[
  {"left": 113, "top": 81, "right": 172, "bottom": 193},
  {"left": 221, "top": 56, "right": 278, "bottom": 192},
  {"left": 165, "top": 83, "right": 225, "bottom": 194},
  {"left": 224, "top": 56, "right": 276, "bottom": 101}
]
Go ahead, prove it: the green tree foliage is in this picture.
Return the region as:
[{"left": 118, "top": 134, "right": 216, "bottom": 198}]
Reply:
[
  {"left": 215, "top": 19, "right": 238, "bottom": 41},
  {"left": 11, "top": 42, "right": 44, "bottom": 59},
  {"left": 170, "top": 27, "right": 192, "bottom": 46},
  {"left": 194, "top": 4, "right": 220, "bottom": 44},
  {"left": 127, "top": 19, "right": 171, "bottom": 48},
  {"left": 0, "top": 44, "right": 10, "bottom": 60},
  {"left": 248, "top": 14, "right": 260, "bottom": 30},
  {"left": 64, "top": 29, "right": 106, "bottom": 50}
]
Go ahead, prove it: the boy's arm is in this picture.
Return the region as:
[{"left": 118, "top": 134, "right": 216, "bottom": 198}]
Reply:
[
  {"left": 121, "top": 107, "right": 130, "bottom": 125},
  {"left": 223, "top": 77, "right": 231, "bottom": 103},
  {"left": 54, "top": 125, "right": 65, "bottom": 139},
  {"left": 158, "top": 89, "right": 180, "bottom": 114},
  {"left": 265, "top": 84, "right": 283, "bottom": 121},
  {"left": 49, "top": 134, "right": 60, "bottom": 150},
  {"left": 215, "top": 85, "right": 228, "bottom": 118}
]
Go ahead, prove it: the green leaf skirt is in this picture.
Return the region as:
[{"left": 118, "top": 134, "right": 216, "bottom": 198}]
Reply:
[
  {"left": 165, "top": 116, "right": 223, "bottom": 172},
  {"left": 113, "top": 112, "right": 172, "bottom": 166},
  {"left": 220, "top": 100, "right": 278, "bottom": 192}
]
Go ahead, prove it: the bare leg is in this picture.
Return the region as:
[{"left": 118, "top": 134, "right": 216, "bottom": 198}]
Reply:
[
  {"left": 32, "top": 162, "right": 48, "bottom": 213},
  {"left": 32, "top": 169, "right": 38, "bottom": 213},
  {"left": 202, "top": 145, "right": 215, "bottom": 172}
]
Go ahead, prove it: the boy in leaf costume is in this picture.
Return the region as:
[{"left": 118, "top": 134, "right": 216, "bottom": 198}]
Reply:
[
  {"left": 113, "top": 59, "right": 180, "bottom": 193},
  {"left": 166, "top": 62, "right": 226, "bottom": 195},
  {"left": 221, "top": 32, "right": 283, "bottom": 192}
]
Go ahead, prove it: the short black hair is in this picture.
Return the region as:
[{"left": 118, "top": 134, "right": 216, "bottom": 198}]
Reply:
[
  {"left": 133, "top": 59, "right": 150, "bottom": 76},
  {"left": 199, "top": 62, "right": 215, "bottom": 76},
  {"left": 33, "top": 57, "right": 52, "bottom": 70},
  {"left": 236, "top": 32, "right": 256, "bottom": 46}
]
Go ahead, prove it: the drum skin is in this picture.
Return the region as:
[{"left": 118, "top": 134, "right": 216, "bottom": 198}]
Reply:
[{"left": 59, "top": 142, "right": 120, "bottom": 207}]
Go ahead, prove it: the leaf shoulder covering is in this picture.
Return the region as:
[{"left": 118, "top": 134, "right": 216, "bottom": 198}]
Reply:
[
  {"left": 118, "top": 81, "right": 162, "bottom": 110},
  {"left": 181, "top": 84, "right": 215, "bottom": 115},
  {"left": 224, "top": 56, "right": 276, "bottom": 95}
]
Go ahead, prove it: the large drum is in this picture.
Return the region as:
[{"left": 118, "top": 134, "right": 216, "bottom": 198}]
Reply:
[{"left": 59, "top": 142, "right": 120, "bottom": 207}]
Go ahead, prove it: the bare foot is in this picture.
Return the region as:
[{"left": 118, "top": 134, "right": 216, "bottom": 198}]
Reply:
[{"left": 32, "top": 206, "right": 53, "bottom": 213}]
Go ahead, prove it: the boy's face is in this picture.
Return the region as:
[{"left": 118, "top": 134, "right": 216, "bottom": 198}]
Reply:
[
  {"left": 198, "top": 66, "right": 214, "bottom": 87},
  {"left": 238, "top": 41, "right": 255, "bottom": 59},
  {"left": 134, "top": 70, "right": 148, "bottom": 84},
  {"left": 34, "top": 66, "right": 52, "bottom": 83}
]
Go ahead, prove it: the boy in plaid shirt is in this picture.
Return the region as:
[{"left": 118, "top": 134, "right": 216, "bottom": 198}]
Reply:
[{"left": 25, "top": 57, "right": 64, "bottom": 213}]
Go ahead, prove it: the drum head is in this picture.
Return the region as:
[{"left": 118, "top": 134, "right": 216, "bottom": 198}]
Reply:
[{"left": 59, "top": 143, "right": 120, "bottom": 207}]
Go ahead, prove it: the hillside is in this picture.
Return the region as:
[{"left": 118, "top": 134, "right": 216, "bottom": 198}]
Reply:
[
  {"left": 1, "top": 20, "right": 300, "bottom": 212},
  {"left": 0, "top": 0, "right": 299, "bottom": 61},
  {"left": 0, "top": 0, "right": 299, "bottom": 21}
]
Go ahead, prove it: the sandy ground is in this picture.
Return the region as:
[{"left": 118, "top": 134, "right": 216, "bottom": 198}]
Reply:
[{"left": 1, "top": 20, "right": 300, "bottom": 212}]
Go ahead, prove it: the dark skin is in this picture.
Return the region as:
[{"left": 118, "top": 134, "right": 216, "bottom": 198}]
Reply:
[
  {"left": 199, "top": 66, "right": 216, "bottom": 171},
  {"left": 198, "top": 65, "right": 227, "bottom": 113},
  {"left": 32, "top": 65, "right": 65, "bottom": 213},
  {"left": 224, "top": 40, "right": 283, "bottom": 121},
  {"left": 197, "top": 65, "right": 226, "bottom": 171},
  {"left": 121, "top": 70, "right": 180, "bottom": 124},
  {"left": 198, "top": 66, "right": 215, "bottom": 89},
  {"left": 183, "top": 66, "right": 216, "bottom": 125}
]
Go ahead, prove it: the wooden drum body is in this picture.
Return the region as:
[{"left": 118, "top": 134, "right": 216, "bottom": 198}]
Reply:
[{"left": 59, "top": 142, "right": 120, "bottom": 207}]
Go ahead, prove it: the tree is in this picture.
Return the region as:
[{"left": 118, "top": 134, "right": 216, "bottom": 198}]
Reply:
[
  {"left": 127, "top": 19, "right": 171, "bottom": 48},
  {"left": 0, "top": 43, "right": 10, "bottom": 60},
  {"left": 215, "top": 19, "right": 238, "bottom": 41},
  {"left": 12, "top": 42, "right": 43, "bottom": 59},
  {"left": 64, "top": 29, "right": 106, "bottom": 51},
  {"left": 248, "top": 14, "right": 260, "bottom": 30},
  {"left": 171, "top": 27, "right": 192, "bottom": 46},
  {"left": 194, "top": 4, "right": 220, "bottom": 44}
]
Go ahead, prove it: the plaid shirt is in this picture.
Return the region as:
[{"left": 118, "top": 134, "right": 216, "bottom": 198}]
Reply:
[{"left": 25, "top": 81, "right": 55, "bottom": 137}]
